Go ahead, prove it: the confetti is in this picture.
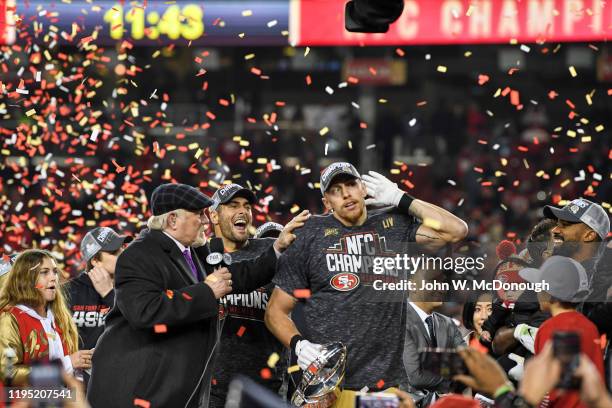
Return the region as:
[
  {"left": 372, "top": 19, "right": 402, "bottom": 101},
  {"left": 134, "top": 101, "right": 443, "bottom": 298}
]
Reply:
[
  {"left": 260, "top": 368, "right": 272, "bottom": 379},
  {"left": 267, "top": 352, "right": 280, "bottom": 368},
  {"left": 154, "top": 324, "right": 167, "bottom": 333},
  {"left": 569, "top": 66, "right": 577, "bottom": 77},
  {"left": 293, "top": 289, "right": 311, "bottom": 298},
  {"left": 237, "top": 325, "right": 246, "bottom": 337},
  {"left": 133, "top": 399, "right": 151, "bottom": 408}
]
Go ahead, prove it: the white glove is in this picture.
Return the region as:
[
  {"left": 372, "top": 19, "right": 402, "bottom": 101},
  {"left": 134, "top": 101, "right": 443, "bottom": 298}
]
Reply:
[
  {"left": 513, "top": 323, "right": 537, "bottom": 354},
  {"left": 508, "top": 353, "right": 525, "bottom": 381},
  {"left": 361, "top": 171, "right": 405, "bottom": 208},
  {"left": 295, "top": 340, "right": 324, "bottom": 370}
]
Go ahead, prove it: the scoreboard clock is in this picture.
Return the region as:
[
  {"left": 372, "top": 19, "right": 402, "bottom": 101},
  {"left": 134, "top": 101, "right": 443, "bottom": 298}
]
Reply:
[{"left": 103, "top": 3, "right": 204, "bottom": 41}]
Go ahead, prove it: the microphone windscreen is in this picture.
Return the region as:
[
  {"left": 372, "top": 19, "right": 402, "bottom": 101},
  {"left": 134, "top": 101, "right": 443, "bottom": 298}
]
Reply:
[
  {"left": 496, "top": 240, "right": 517, "bottom": 261},
  {"left": 210, "top": 237, "right": 224, "bottom": 254}
]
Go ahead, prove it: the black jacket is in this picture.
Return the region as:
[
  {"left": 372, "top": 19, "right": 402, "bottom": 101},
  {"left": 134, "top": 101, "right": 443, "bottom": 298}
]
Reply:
[
  {"left": 87, "top": 229, "right": 278, "bottom": 408},
  {"left": 65, "top": 273, "right": 115, "bottom": 350}
]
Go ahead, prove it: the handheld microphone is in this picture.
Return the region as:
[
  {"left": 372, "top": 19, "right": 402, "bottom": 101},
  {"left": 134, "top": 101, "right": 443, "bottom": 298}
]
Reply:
[{"left": 207, "top": 237, "right": 232, "bottom": 268}]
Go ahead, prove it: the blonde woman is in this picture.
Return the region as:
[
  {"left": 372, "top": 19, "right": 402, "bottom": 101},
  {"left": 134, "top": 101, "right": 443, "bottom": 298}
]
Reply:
[{"left": 0, "top": 249, "right": 92, "bottom": 385}]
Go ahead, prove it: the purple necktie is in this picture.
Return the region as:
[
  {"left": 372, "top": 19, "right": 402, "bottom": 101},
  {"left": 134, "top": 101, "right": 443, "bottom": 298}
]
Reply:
[{"left": 182, "top": 249, "right": 199, "bottom": 281}]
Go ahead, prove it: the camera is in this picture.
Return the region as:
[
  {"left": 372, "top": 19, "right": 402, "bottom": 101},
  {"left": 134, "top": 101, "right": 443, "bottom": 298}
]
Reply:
[
  {"left": 421, "top": 348, "right": 468, "bottom": 378},
  {"left": 28, "top": 359, "right": 64, "bottom": 388},
  {"left": 553, "top": 331, "right": 581, "bottom": 390},
  {"left": 345, "top": 0, "right": 404, "bottom": 33},
  {"left": 356, "top": 392, "right": 400, "bottom": 408}
]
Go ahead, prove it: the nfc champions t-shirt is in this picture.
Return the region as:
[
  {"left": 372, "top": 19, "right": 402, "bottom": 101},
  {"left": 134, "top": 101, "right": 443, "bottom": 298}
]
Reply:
[
  {"left": 210, "top": 238, "right": 285, "bottom": 407},
  {"left": 273, "top": 207, "right": 421, "bottom": 390}
]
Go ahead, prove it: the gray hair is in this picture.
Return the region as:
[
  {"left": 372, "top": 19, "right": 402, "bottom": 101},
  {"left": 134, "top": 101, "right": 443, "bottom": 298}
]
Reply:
[{"left": 147, "top": 209, "right": 189, "bottom": 231}]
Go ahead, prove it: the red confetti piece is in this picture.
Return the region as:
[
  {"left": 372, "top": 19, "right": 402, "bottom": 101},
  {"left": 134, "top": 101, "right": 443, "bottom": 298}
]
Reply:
[
  {"left": 607, "top": 89, "right": 612, "bottom": 95},
  {"left": 251, "top": 67, "right": 262, "bottom": 76},
  {"left": 376, "top": 379, "right": 385, "bottom": 389},
  {"left": 154, "top": 324, "right": 167, "bottom": 333},
  {"left": 517, "top": 146, "right": 529, "bottom": 152},
  {"left": 133, "top": 399, "right": 151, "bottom": 408},
  {"left": 548, "top": 90, "right": 558, "bottom": 99},
  {"left": 218, "top": 99, "right": 229, "bottom": 106},
  {"left": 293, "top": 289, "right": 311, "bottom": 298},
  {"left": 260, "top": 368, "right": 272, "bottom": 379},
  {"left": 237, "top": 326, "right": 246, "bottom": 337},
  {"left": 510, "top": 90, "right": 520, "bottom": 106},
  {"left": 477, "top": 74, "right": 490, "bottom": 85},
  {"left": 565, "top": 99, "right": 576, "bottom": 109},
  {"left": 347, "top": 76, "right": 359, "bottom": 84},
  {"left": 359, "top": 122, "right": 367, "bottom": 129},
  {"left": 368, "top": 67, "right": 377, "bottom": 76},
  {"left": 395, "top": 48, "right": 405, "bottom": 57},
  {"left": 165, "top": 290, "right": 174, "bottom": 299},
  {"left": 305, "top": 75, "right": 312, "bottom": 85}
]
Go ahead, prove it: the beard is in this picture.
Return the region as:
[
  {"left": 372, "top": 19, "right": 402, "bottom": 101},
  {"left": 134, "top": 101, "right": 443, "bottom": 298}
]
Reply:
[
  {"left": 552, "top": 241, "right": 582, "bottom": 258},
  {"left": 192, "top": 226, "right": 209, "bottom": 248},
  {"left": 219, "top": 221, "right": 249, "bottom": 245},
  {"left": 335, "top": 202, "right": 366, "bottom": 225}
]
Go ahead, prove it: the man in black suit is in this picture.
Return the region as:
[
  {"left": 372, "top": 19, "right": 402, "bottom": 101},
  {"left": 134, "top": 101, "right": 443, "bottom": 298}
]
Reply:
[
  {"left": 402, "top": 267, "right": 466, "bottom": 406},
  {"left": 87, "top": 183, "right": 308, "bottom": 408}
]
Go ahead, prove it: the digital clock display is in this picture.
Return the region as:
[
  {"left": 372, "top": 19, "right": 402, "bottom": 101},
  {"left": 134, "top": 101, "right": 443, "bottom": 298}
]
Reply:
[
  {"left": 103, "top": 4, "right": 204, "bottom": 41},
  {"left": 16, "top": 1, "right": 289, "bottom": 46}
]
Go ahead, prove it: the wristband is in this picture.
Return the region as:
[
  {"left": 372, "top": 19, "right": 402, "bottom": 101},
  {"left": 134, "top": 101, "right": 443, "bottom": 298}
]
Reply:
[
  {"left": 397, "top": 193, "right": 415, "bottom": 213},
  {"left": 290, "top": 334, "right": 304, "bottom": 351},
  {"left": 494, "top": 382, "right": 516, "bottom": 398}
]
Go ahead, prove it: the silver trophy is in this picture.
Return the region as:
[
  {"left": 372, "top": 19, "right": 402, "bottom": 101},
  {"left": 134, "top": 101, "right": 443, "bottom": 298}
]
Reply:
[{"left": 291, "top": 342, "right": 347, "bottom": 407}]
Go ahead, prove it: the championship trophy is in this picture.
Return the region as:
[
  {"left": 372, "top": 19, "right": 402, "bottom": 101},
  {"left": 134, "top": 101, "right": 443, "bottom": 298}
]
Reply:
[{"left": 291, "top": 342, "right": 347, "bottom": 407}]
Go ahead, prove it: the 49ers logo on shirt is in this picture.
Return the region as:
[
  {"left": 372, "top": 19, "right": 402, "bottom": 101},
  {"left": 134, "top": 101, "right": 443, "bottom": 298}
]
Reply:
[{"left": 330, "top": 273, "right": 360, "bottom": 291}]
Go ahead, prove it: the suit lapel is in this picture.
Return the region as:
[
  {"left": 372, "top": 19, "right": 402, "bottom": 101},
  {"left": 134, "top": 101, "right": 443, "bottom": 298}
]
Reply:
[{"left": 408, "top": 303, "right": 434, "bottom": 346}]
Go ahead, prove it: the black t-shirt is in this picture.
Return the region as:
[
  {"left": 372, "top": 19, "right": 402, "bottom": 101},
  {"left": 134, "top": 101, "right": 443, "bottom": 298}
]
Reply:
[
  {"left": 65, "top": 272, "right": 115, "bottom": 350},
  {"left": 210, "top": 238, "right": 285, "bottom": 407},
  {"left": 273, "top": 207, "right": 421, "bottom": 390}
]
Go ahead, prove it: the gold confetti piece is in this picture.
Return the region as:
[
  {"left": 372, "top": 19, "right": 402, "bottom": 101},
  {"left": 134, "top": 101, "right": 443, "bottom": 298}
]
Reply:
[
  {"left": 378, "top": 99, "right": 387, "bottom": 103},
  {"left": 464, "top": 51, "right": 472, "bottom": 57},
  {"left": 569, "top": 66, "right": 577, "bottom": 77},
  {"left": 595, "top": 125, "right": 604, "bottom": 132},
  {"left": 581, "top": 136, "right": 591, "bottom": 143},
  {"left": 423, "top": 218, "right": 442, "bottom": 230},
  {"left": 500, "top": 158, "right": 508, "bottom": 166},
  {"left": 304, "top": 47, "right": 310, "bottom": 57},
  {"left": 195, "top": 148, "right": 204, "bottom": 159},
  {"left": 242, "top": 10, "right": 253, "bottom": 16},
  {"left": 437, "top": 65, "right": 447, "bottom": 73},
  {"left": 244, "top": 53, "right": 255, "bottom": 60},
  {"left": 287, "top": 365, "right": 300, "bottom": 374},
  {"left": 560, "top": 179, "right": 571, "bottom": 188},
  {"left": 257, "top": 158, "right": 268, "bottom": 164},
  {"left": 290, "top": 204, "right": 300, "bottom": 214},
  {"left": 319, "top": 126, "right": 329, "bottom": 136},
  {"left": 267, "top": 353, "right": 280, "bottom": 368},
  {"left": 566, "top": 130, "right": 576, "bottom": 138},
  {"left": 25, "top": 109, "right": 36, "bottom": 117}
]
